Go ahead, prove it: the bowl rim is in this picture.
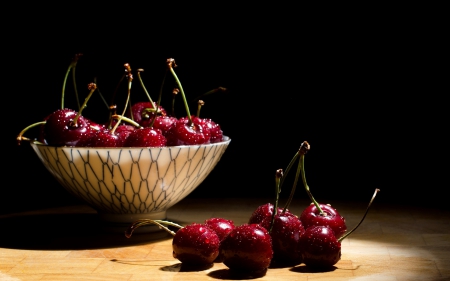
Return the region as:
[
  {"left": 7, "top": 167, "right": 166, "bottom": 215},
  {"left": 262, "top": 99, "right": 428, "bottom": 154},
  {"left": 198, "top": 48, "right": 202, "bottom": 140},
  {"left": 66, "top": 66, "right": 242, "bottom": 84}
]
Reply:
[{"left": 30, "top": 136, "right": 230, "bottom": 150}]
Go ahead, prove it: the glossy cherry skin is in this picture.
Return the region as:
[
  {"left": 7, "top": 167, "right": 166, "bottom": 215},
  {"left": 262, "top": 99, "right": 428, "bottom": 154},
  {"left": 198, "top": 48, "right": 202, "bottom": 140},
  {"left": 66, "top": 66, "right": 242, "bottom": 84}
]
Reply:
[
  {"left": 260, "top": 213, "right": 305, "bottom": 265},
  {"left": 297, "top": 225, "right": 341, "bottom": 269},
  {"left": 204, "top": 217, "right": 235, "bottom": 262},
  {"left": 300, "top": 203, "right": 347, "bottom": 239},
  {"left": 44, "top": 108, "right": 93, "bottom": 147},
  {"left": 172, "top": 223, "right": 220, "bottom": 266},
  {"left": 130, "top": 101, "right": 166, "bottom": 128},
  {"left": 165, "top": 117, "right": 211, "bottom": 146},
  {"left": 192, "top": 116, "right": 223, "bottom": 143},
  {"left": 123, "top": 127, "right": 167, "bottom": 147},
  {"left": 220, "top": 223, "right": 273, "bottom": 272},
  {"left": 248, "top": 203, "right": 295, "bottom": 225},
  {"left": 153, "top": 115, "right": 178, "bottom": 136}
]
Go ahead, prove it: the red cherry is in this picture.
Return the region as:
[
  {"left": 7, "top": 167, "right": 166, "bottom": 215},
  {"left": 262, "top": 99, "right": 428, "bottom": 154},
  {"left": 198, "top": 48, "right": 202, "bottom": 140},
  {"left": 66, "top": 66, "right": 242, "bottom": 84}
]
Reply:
[
  {"left": 192, "top": 116, "right": 223, "bottom": 143},
  {"left": 260, "top": 213, "right": 305, "bottom": 265},
  {"left": 129, "top": 101, "right": 166, "bottom": 127},
  {"left": 153, "top": 115, "right": 178, "bottom": 136},
  {"left": 297, "top": 225, "right": 341, "bottom": 269},
  {"left": 248, "top": 203, "right": 295, "bottom": 225},
  {"left": 300, "top": 203, "right": 347, "bottom": 239},
  {"left": 172, "top": 223, "right": 220, "bottom": 266},
  {"left": 44, "top": 108, "right": 93, "bottom": 146},
  {"left": 165, "top": 117, "right": 210, "bottom": 146},
  {"left": 123, "top": 127, "right": 167, "bottom": 147},
  {"left": 220, "top": 223, "right": 273, "bottom": 273},
  {"left": 204, "top": 217, "right": 235, "bottom": 262}
]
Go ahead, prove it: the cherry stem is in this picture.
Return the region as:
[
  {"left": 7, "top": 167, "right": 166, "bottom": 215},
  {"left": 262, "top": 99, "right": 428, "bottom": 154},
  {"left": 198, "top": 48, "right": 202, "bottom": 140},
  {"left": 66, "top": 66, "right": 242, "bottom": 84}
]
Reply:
[
  {"left": 171, "top": 88, "right": 179, "bottom": 117},
  {"left": 269, "top": 169, "right": 283, "bottom": 233},
  {"left": 111, "top": 114, "right": 142, "bottom": 128},
  {"left": 61, "top": 53, "right": 82, "bottom": 110},
  {"left": 125, "top": 219, "right": 184, "bottom": 238},
  {"left": 297, "top": 141, "right": 324, "bottom": 215},
  {"left": 196, "top": 100, "right": 205, "bottom": 117},
  {"left": 71, "top": 83, "right": 97, "bottom": 127},
  {"left": 157, "top": 68, "right": 168, "bottom": 110},
  {"left": 281, "top": 150, "right": 301, "bottom": 212},
  {"left": 338, "top": 188, "right": 380, "bottom": 242},
  {"left": 167, "top": 58, "right": 192, "bottom": 125},
  {"left": 111, "top": 64, "right": 133, "bottom": 134},
  {"left": 137, "top": 69, "right": 156, "bottom": 106},
  {"left": 16, "top": 121, "right": 47, "bottom": 145},
  {"left": 190, "top": 87, "right": 227, "bottom": 103}
]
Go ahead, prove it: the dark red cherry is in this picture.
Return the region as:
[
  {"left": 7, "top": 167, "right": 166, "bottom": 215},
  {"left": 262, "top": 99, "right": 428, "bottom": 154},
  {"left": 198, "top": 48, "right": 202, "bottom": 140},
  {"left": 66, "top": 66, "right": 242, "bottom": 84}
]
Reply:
[
  {"left": 172, "top": 223, "right": 220, "bottom": 266},
  {"left": 220, "top": 223, "right": 273, "bottom": 273},
  {"left": 260, "top": 213, "right": 305, "bottom": 265},
  {"left": 300, "top": 203, "right": 347, "bottom": 239},
  {"left": 44, "top": 108, "right": 93, "bottom": 147},
  {"left": 297, "top": 225, "right": 341, "bottom": 269},
  {"left": 165, "top": 117, "right": 210, "bottom": 146},
  {"left": 123, "top": 127, "right": 167, "bottom": 147},
  {"left": 130, "top": 101, "right": 166, "bottom": 127},
  {"left": 204, "top": 217, "right": 235, "bottom": 262},
  {"left": 248, "top": 203, "right": 295, "bottom": 225},
  {"left": 153, "top": 115, "right": 178, "bottom": 136},
  {"left": 192, "top": 116, "right": 223, "bottom": 143}
]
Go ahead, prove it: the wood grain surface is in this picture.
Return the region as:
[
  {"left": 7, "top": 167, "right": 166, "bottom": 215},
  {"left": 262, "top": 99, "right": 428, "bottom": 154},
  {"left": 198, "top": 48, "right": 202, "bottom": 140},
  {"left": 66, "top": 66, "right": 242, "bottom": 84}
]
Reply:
[{"left": 1, "top": 197, "right": 449, "bottom": 281}]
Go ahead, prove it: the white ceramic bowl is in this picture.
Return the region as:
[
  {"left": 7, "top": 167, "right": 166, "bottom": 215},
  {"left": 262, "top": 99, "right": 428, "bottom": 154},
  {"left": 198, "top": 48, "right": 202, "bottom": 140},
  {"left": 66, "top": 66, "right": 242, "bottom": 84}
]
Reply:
[{"left": 30, "top": 137, "right": 230, "bottom": 231}]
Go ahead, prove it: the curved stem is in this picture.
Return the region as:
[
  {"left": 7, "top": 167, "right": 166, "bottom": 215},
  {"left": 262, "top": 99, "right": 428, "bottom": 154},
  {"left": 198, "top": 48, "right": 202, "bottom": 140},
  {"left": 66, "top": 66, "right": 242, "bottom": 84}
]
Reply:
[
  {"left": 111, "top": 64, "right": 133, "bottom": 134},
  {"left": 299, "top": 141, "right": 324, "bottom": 215},
  {"left": 338, "top": 188, "right": 380, "bottom": 242},
  {"left": 281, "top": 150, "right": 300, "bottom": 212},
  {"left": 71, "top": 83, "right": 97, "bottom": 127},
  {"left": 125, "top": 219, "right": 184, "bottom": 238},
  {"left": 137, "top": 69, "right": 155, "bottom": 105},
  {"left": 269, "top": 169, "right": 283, "bottom": 233},
  {"left": 16, "top": 121, "right": 47, "bottom": 145},
  {"left": 167, "top": 58, "right": 192, "bottom": 125},
  {"left": 61, "top": 54, "right": 82, "bottom": 109}
]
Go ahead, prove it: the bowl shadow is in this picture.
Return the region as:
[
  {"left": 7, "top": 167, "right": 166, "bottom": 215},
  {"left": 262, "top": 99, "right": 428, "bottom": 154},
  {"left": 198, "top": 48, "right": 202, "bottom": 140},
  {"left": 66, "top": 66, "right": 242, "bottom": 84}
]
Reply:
[{"left": 0, "top": 211, "right": 171, "bottom": 250}]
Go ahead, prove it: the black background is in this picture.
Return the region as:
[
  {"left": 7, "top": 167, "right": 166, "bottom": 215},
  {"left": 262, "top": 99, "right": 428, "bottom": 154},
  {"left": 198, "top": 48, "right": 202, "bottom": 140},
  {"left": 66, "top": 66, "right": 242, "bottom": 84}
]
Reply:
[{"left": 4, "top": 5, "right": 447, "bottom": 215}]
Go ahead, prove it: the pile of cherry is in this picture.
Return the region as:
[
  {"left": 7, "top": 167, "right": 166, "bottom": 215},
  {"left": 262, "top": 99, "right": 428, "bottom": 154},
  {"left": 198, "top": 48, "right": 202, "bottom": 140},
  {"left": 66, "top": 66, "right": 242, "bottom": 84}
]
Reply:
[
  {"left": 16, "top": 56, "right": 225, "bottom": 148},
  {"left": 125, "top": 141, "right": 380, "bottom": 274}
]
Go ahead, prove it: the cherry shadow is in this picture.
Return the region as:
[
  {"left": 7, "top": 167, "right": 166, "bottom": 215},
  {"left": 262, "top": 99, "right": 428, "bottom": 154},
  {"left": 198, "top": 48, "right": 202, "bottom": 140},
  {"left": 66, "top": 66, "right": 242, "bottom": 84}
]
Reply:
[
  {"left": 0, "top": 212, "right": 171, "bottom": 250},
  {"left": 290, "top": 264, "right": 337, "bottom": 273},
  {"left": 207, "top": 268, "right": 267, "bottom": 280}
]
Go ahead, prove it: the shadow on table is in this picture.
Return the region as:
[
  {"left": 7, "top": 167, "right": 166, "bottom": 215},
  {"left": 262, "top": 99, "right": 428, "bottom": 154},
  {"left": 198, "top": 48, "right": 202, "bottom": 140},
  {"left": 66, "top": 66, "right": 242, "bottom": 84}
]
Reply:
[{"left": 0, "top": 212, "right": 171, "bottom": 250}]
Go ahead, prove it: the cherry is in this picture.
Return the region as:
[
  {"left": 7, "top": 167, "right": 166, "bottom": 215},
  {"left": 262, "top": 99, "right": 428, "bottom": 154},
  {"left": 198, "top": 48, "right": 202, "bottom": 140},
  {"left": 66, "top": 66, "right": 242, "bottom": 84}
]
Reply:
[
  {"left": 125, "top": 219, "right": 220, "bottom": 266},
  {"left": 300, "top": 203, "right": 347, "bottom": 239},
  {"left": 204, "top": 217, "right": 235, "bottom": 262},
  {"left": 129, "top": 101, "right": 166, "bottom": 128},
  {"left": 123, "top": 127, "right": 167, "bottom": 147},
  {"left": 44, "top": 108, "right": 93, "bottom": 146},
  {"left": 260, "top": 213, "right": 305, "bottom": 265},
  {"left": 220, "top": 223, "right": 273, "bottom": 273},
  {"left": 298, "top": 188, "right": 380, "bottom": 269},
  {"left": 298, "top": 225, "right": 341, "bottom": 269},
  {"left": 248, "top": 203, "right": 295, "bottom": 225},
  {"left": 165, "top": 116, "right": 210, "bottom": 146},
  {"left": 153, "top": 115, "right": 178, "bottom": 136},
  {"left": 172, "top": 222, "right": 220, "bottom": 266}
]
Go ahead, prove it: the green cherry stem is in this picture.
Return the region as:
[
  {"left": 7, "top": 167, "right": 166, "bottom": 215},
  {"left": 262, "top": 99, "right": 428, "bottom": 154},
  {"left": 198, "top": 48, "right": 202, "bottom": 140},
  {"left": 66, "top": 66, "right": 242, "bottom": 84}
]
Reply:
[
  {"left": 61, "top": 53, "right": 82, "bottom": 110},
  {"left": 137, "top": 69, "right": 156, "bottom": 107},
  {"left": 111, "top": 114, "right": 141, "bottom": 128},
  {"left": 71, "top": 83, "right": 97, "bottom": 127},
  {"left": 338, "top": 188, "right": 380, "bottom": 242},
  {"left": 16, "top": 121, "right": 47, "bottom": 145},
  {"left": 281, "top": 146, "right": 301, "bottom": 213},
  {"left": 167, "top": 58, "right": 192, "bottom": 125},
  {"left": 171, "top": 88, "right": 179, "bottom": 117},
  {"left": 125, "top": 219, "right": 184, "bottom": 238},
  {"left": 298, "top": 141, "right": 325, "bottom": 215},
  {"left": 196, "top": 100, "right": 205, "bottom": 117},
  {"left": 269, "top": 169, "right": 283, "bottom": 233},
  {"left": 111, "top": 64, "right": 133, "bottom": 134}
]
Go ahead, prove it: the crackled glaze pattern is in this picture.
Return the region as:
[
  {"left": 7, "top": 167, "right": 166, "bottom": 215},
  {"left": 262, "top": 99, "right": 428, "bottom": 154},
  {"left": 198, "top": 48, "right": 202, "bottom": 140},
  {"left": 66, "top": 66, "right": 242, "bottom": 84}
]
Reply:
[{"left": 31, "top": 138, "right": 230, "bottom": 220}]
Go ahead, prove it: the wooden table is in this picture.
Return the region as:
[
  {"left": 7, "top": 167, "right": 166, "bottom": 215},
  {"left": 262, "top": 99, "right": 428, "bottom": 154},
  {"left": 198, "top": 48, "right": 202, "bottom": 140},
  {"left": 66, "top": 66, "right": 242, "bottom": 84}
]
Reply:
[{"left": 1, "top": 197, "right": 449, "bottom": 280}]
